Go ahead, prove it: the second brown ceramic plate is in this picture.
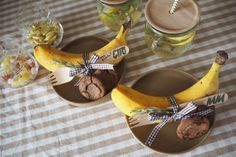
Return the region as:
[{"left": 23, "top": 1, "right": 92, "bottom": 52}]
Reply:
[
  {"left": 52, "top": 36, "right": 125, "bottom": 107},
  {"left": 125, "top": 68, "right": 215, "bottom": 154}
]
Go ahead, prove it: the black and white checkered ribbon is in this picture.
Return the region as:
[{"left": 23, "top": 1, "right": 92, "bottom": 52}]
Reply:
[
  {"left": 148, "top": 108, "right": 213, "bottom": 121},
  {"left": 183, "top": 108, "right": 213, "bottom": 118},
  {"left": 145, "top": 95, "right": 214, "bottom": 146},
  {"left": 167, "top": 96, "right": 180, "bottom": 113},
  {"left": 145, "top": 102, "right": 197, "bottom": 146},
  {"left": 69, "top": 53, "right": 114, "bottom": 77},
  {"left": 148, "top": 98, "right": 175, "bottom": 121},
  {"left": 148, "top": 113, "right": 172, "bottom": 121}
]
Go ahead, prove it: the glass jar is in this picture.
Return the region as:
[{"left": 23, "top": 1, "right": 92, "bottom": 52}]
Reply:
[
  {"left": 0, "top": 36, "right": 39, "bottom": 88},
  {"left": 144, "top": 22, "right": 197, "bottom": 58},
  {"left": 144, "top": 0, "right": 200, "bottom": 58},
  {"left": 97, "top": 0, "right": 143, "bottom": 31},
  {"left": 16, "top": 1, "right": 64, "bottom": 47}
]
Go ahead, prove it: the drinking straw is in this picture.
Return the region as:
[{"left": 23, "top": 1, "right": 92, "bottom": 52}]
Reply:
[{"left": 170, "top": 0, "right": 180, "bottom": 14}]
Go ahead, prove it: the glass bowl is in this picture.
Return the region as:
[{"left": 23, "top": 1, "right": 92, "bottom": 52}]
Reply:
[
  {"left": 16, "top": 1, "right": 64, "bottom": 47},
  {"left": 0, "top": 37, "right": 39, "bottom": 88}
]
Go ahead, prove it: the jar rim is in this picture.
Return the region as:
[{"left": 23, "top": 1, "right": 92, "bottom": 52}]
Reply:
[
  {"left": 99, "top": 0, "right": 129, "bottom": 5},
  {"left": 146, "top": 22, "right": 198, "bottom": 36},
  {"left": 144, "top": 0, "right": 200, "bottom": 34}
]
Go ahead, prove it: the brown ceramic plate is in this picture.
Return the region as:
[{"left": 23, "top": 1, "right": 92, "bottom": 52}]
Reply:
[
  {"left": 125, "top": 68, "right": 215, "bottom": 154},
  {"left": 52, "top": 36, "right": 125, "bottom": 107}
]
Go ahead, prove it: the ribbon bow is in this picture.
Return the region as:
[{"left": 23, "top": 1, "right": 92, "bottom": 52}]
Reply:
[
  {"left": 145, "top": 102, "right": 197, "bottom": 146},
  {"left": 69, "top": 52, "right": 114, "bottom": 78},
  {"left": 145, "top": 96, "right": 214, "bottom": 146}
]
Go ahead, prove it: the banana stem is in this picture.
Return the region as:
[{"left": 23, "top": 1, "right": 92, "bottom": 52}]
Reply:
[
  {"left": 122, "top": 19, "right": 131, "bottom": 33},
  {"left": 215, "top": 50, "right": 228, "bottom": 65},
  {"left": 115, "top": 20, "right": 131, "bottom": 44}
]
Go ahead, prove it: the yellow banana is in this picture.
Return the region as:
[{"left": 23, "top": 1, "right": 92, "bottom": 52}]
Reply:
[
  {"left": 34, "top": 21, "right": 131, "bottom": 72},
  {"left": 111, "top": 51, "right": 228, "bottom": 116}
]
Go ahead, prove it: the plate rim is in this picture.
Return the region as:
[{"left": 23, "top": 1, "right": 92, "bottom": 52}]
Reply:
[{"left": 125, "top": 68, "right": 215, "bottom": 155}]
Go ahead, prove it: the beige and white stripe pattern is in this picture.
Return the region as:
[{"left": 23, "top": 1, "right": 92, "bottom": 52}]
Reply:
[{"left": 1, "top": 0, "right": 236, "bottom": 156}]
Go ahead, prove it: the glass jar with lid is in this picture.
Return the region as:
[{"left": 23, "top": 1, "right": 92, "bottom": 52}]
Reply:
[
  {"left": 16, "top": 0, "right": 64, "bottom": 48},
  {"left": 144, "top": 0, "right": 200, "bottom": 58},
  {"left": 97, "top": 0, "right": 143, "bottom": 31}
]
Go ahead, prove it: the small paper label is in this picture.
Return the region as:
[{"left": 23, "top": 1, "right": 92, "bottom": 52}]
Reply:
[
  {"left": 112, "top": 46, "right": 129, "bottom": 59},
  {"left": 98, "top": 46, "right": 129, "bottom": 62},
  {"left": 206, "top": 93, "right": 226, "bottom": 106}
]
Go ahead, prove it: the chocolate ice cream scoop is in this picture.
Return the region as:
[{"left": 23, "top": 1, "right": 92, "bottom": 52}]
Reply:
[{"left": 176, "top": 117, "right": 210, "bottom": 140}]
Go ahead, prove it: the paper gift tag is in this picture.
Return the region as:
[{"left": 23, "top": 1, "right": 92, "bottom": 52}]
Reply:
[{"left": 97, "top": 45, "right": 129, "bottom": 63}]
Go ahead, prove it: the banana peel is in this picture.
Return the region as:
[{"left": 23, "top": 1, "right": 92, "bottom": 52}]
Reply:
[
  {"left": 111, "top": 51, "right": 228, "bottom": 116},
  {"left": 34, "top": 21, "right": 131, "bottom": 72}
]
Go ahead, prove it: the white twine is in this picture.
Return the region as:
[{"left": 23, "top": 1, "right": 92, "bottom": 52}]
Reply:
[{"left": 170, "top": 0, "right": 180, "bottom": 14}]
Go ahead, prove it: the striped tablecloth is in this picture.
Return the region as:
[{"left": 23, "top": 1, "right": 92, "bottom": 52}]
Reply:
[{"left": 1, "top": 0, "right": 236, "bottom": 156}]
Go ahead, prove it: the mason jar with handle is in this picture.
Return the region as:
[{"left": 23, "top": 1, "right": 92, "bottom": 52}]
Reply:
[
  {"left": 97, "top": 0, "right": 143, "bottom": 31},
  {"left": 144, "top": 0, "right": 200, "bottom": 58}
]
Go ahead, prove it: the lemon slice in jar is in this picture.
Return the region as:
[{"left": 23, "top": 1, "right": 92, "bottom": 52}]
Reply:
[
  {"left": 168, "top": 32, "right": 196, "bottom": 46},
  {"left": 128, "top": 6, "right": 142, "bottom": 26},
  {"left": 100, "top": 7, "right": 121, "bottom": 31}
]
